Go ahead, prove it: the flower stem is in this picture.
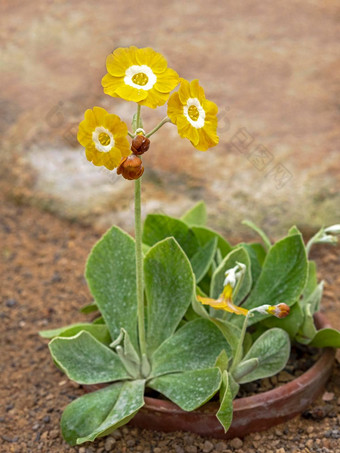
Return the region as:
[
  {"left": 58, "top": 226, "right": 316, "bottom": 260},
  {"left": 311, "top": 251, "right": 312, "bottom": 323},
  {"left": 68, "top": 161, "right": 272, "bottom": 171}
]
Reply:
[
  {"left": 146, "top": 117, "right": 171, "bottom": 138},
  {"left": 134, "top": 103, "right": 146, "bottom": 357},
  {"left": 135, "top": 177, "right": 146, "bottom": 356},
  {"left": 230, "top": 312, "right": 251, "bottom": 374}
]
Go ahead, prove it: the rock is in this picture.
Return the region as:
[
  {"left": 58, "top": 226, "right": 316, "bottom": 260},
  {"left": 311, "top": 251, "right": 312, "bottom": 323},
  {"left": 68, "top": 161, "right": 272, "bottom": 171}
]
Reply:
[
  {"left": 230, "top": 437, "right": 244, "bottom": 449},
  {"left": 42, "top": 415, "right": 50, "bottom": 423},
  {"left": 104, "top": 436, "right": 116, "bottom": 451},
  {"left": 175, "top": 446, "right": 185, "bottom": 453},
  {"left": 202, "top": 440, "right": 214, "bottom": 452},
  {"left": 215, "top": 441, "right": 227, "bottom": 451},
  {"left": 185, "top": 446, "right": 197, "bottom": 453},
  {"left": 322, "top": 391, "right": 335, "bottom": 402},
  {"left": 78, "top": 448, "right": 86, "bottom": 453}
]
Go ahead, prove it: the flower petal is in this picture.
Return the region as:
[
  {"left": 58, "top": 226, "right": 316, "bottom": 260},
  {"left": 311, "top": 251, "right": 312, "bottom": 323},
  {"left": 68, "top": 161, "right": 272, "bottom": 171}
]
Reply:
[{"left": 154, "top": 67, "right": 179, "bottom": 93}]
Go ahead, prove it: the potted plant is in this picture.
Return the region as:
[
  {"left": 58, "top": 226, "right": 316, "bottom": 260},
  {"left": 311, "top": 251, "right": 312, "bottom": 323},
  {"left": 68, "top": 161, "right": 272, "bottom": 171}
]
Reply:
[{"left": 40, "top": 46, "right": 340, "bottom": 446}]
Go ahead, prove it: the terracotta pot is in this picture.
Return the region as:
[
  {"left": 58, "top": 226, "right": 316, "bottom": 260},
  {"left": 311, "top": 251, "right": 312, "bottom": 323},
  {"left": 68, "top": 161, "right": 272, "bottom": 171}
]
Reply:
[{"left": 128, "top": 312, "right": 335, "bottom": 438}]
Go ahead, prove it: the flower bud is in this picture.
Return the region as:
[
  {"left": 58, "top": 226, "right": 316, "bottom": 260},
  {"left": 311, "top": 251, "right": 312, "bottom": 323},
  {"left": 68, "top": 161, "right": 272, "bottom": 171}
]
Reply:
[
  {"left": 131, "top": 135, "right": 150, "bottom": 155},
  {"left": 117, "top": 155, "right": 144, "bottom": 180},
  {"left": 267, "top": 303, "right": 290, "bottom": 319}
]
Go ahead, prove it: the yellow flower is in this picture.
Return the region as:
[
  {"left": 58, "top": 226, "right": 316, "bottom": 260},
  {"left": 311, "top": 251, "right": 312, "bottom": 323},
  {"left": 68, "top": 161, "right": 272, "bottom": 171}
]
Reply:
[
  {"left": 197, "top": 284, "right": 249, "bottom": 316},
  {"left": 77, "top": 107, "right": 131, "bottom": 170},
  {"left": 167, "top": 79, "right": 219, "bottom": 151},
  {"left": 102, "top": 46, "right": 179, "bottom": 109}
]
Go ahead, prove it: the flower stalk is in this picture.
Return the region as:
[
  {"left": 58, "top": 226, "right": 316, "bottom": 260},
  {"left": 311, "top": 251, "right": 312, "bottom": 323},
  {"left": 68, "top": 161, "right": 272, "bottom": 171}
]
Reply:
[{"left": 134, "top": 105, "right": 146, "bottom": 357}]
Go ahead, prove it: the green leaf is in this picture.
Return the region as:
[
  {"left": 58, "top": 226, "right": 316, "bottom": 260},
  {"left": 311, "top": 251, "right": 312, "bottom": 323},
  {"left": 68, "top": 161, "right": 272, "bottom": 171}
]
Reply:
[
  {"left": 148, "top": 368, "right": 221, "bottom": 411},
  {"left": 249, "top": 242, "right": 267, "bottom": 266},
  {"left": 239, "top": 243, "right": 262, "bottom": 287},
  {"left": 61, "top": 380, "right": 145, "bottom": 445},
  {"left": 242, "top": 234, "right": 308, "bottom": 325},
  {"left": 79, "top": 302, "right": 98, "bottom": 314},
  {"left": 40, "top": 323, "right": 111, "bottom": 345},
  {"left": 242, "top": 220, "right": 271, "bottom": 250},
  {"left": 144, "top": 238, "right": 195, "bottom": 355},
  {"left": 85, "top": 226, "right": 138, "bottom": 350},
  {"left": 304, "top": 281, "right": 324, "bottom": 314},
  {"left": 49, "top": 331, "right": 130, "bottom": 384},
  {"left": 192, "top": 292, "right": 241, "bottom": 355},
  {"left": 191, "top": 226, "right": 231, "bottom": 257},
  {"left": 309, "top": 328, "right": 340, "bottom": 348},
  {"left": 261, "top": 301, "right": 304, "bottom": 340},
  {"left": 215, "top": 349, "right": 229, "bottom": 373},
  {"left": 217, "top": 371, "right": 233, "bottom": 432},
  {"left": 181, "top": 201, "right": 207, "bottom": 226},
  {"left": 296, "top": 304, "right": 317, "bottom": 344},
  {"left": 301, "top": 261, "right": 318, "bottom": 303},
  {"left": 228, "top": 372, "right": 240, "bottom": 399},
  {"left": 143, "top": 214, "right": 199, "bottom": 257},
  {"left": 233, "top": 358, "right": 259, "bottom": 382},
  {"left": 151, "top": 318, "right": 231, "bottom": 377},
  {"left": 237, "top": 328, "right": 290, "bottom": 384},
  {"left": 211, "top": 246, "right": 252, "bottom": 304},
  {"left": 288, "top": 225, "right": 301, "bottom": 236},
  {"left": 191, "top": 238, "right": 218, "bottom": 283}
]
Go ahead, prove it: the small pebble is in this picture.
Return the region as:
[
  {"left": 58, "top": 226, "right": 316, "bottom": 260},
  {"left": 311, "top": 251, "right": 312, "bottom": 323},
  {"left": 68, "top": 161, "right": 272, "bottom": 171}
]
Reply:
[
  {"left": 104, "top": 436, "right": 116, "bottom": 451},
  {"left": 42, "top": 415, "right": 50, "bottom": 423},
  {"left": 202, "top": 440, "right": 214, "bottom": 452},
  {"left": 78, "top": 448, "right": 86, "bottom": 453},
  {"left": 322, "top": 391, "right": 334, "bottom": 402},
  {"left": 215, "top": 441, "right": 227, "bottom": 451},
  {"left": 5, "top": 298, "right": 17, "bottom": 307},
  {"left": 185, "top": 446, "right": 197, "bottom": 453},
  {"left": 175, "top": 446, "right": 185, "bottom": 453},
  {"left": 230, "top": 437, "right": 243, "bottom": 449}
]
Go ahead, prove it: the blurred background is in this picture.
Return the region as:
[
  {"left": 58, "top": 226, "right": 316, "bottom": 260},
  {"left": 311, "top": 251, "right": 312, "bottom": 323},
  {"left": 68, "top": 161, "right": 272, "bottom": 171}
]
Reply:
[{"left": 1, "top": 0, "right": 339, "bottom": 239}]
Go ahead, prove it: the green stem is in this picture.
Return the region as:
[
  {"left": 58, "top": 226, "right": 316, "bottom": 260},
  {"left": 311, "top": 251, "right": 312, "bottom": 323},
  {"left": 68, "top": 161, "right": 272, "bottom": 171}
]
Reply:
[
  {"left": 230, "top": 312, "right": 250, "bottom": 374},
  {"left": 146, "top": 117, "right": 171, "bottom": 138},
  {"left": 128, "top": 131, "right": 134, "bottom": 138},
  {"left": 134, "top": 103, "right": 146, "bottom": 357},
  {"left": 135, "top": 177, "right": 146, "bottom": 356}
]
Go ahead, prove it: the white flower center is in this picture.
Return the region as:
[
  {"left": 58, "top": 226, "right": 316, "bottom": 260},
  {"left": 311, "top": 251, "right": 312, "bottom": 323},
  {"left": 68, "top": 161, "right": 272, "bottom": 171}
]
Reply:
[
  {"left": 183, "top": 98, "right": 205, "bottom": 129},
  {"left": 92, "top": 127, "right": 115, "bottom": 153},
  {"left": 124, "top": 65, "right": 157, "bottom": 90}
]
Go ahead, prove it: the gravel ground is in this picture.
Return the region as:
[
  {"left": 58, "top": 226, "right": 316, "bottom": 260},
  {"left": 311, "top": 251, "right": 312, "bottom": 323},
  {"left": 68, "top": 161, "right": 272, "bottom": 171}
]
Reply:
[{"left": 1, "top": 197, "right": 339, "bottom": 453}]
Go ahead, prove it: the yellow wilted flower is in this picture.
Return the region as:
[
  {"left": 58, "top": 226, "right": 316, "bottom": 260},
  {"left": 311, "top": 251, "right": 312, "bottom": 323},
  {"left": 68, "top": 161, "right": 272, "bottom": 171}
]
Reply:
[
  {"left": 167, "top": 79, "right": 219, "bottom": 151},
  {"left": 77, "top": 107, "right": 130, "bottom": 170},
  {"left": 102, "top": 46, "right": 179, "bottom": 109}
]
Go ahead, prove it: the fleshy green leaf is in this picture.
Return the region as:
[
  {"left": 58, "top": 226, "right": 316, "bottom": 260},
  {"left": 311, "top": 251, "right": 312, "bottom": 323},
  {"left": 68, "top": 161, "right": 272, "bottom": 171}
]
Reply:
[
  {"left": 181, "top": 201, "right": 207, "bottom": 227},
  {"left": 242, "top": 220, "right": 271, "bottom": 249},
  {"left": 148, "top": 368, "right": 221, "bottom": 411},
  {"left": 301, "top": 261, "right": 318, "bottom": 303},
  {"left": 236, "top": 328, "right": 290, "bottom": 384},
  {"left": 143, "top": 214, "right": 199, "bottom": 258},
  {"left": 191, "top": 238, "right": 218, "bottom": 283},
  {"left": 191, "top": 226, "right": 231, "bottom": 257},
  {"left": 192, "top": 292, "right": 241, "bottom": 355},
  {"left": 85, "top": 226, "right": 138, "bottom": 350},
  {"left": 79, "top": 302, "right": 98, "bottom": 314},
  {"left": 215, "top": 349, "right": 229, "bottom": 373},
  {"left": 151, "top": 318, "right": 231, "bottom": 377},
  {"left": 309, "top": 328, "right": 340, "bottom": 348},
  {"left": 144, "top": 238, "right": 195, "bottom": 355},
  {"left": 217, "top": 371, "right": 233, "bottom": 432},
  {"left": 61, "top": 380, "right": 145, "bottom": 445},
  {"left": 233, "top": 358, "right": 259, "bottom": 382},
  {"left": 40, "top": 323, "right": 111, "bottom": 345},
  {"left": 296, "top": 304, "right": 317, "bottom": 344},
  {"left": 211, "top": 246, "right": 252, "bottom": 304},
  {"left": 239, "top": 243, "right": 262, "bottom": 287},
  {"left": 49, "top": 331, "right": 130, "bottom": 384},
  {"left": 241, "top": 234, "right": 308, "bottom": 325}
]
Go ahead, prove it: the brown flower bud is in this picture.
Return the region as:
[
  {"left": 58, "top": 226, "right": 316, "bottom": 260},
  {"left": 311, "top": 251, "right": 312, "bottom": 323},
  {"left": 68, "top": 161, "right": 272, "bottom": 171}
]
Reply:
[
  {"left": 131, "top": 135, "right": 150, "bottom": 155},
  {"left": 117, "top": 155, "right": 144, "bottom": 180}
]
